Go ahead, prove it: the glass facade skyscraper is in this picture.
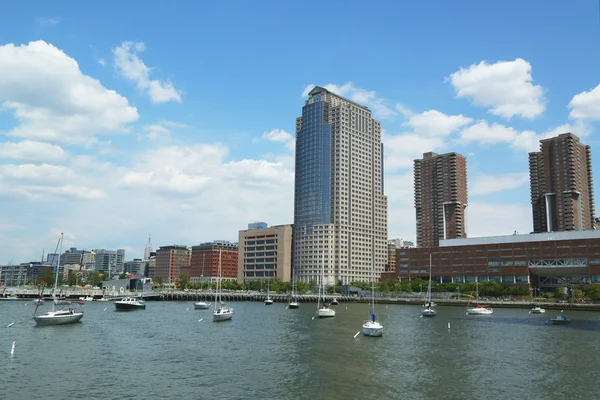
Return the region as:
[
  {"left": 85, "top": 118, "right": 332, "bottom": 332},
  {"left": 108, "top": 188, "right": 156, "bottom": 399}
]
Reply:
[{"left": 293, "top": 86, "right": 388, "bottom": 285}]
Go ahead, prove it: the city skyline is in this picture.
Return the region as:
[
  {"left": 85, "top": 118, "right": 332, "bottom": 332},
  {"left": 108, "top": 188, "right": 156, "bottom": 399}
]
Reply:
[{"left": 2, "top": 1, "right": 600, "bottom": 264}]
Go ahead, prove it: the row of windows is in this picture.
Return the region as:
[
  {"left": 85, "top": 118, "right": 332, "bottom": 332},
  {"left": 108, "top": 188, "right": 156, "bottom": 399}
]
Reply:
[
  {"left": 245, "top": 239, "right": 276, "bottom": 245},
  {"left": 245, "top": 264, "right": 276, "bottom": 270}
]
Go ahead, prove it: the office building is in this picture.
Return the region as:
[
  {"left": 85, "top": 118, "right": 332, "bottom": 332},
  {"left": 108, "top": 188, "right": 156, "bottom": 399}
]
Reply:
[
  {"left": 293, "top": 86, "right": 388, "bottom": 285},
  {"left": 248, "top": 222, "right": 268, "bottom": 230},
  {"left": 190, "top": 241, "right": 238, "bottom": 281},
  {"left": 238, "top": 224, "right": 292, "bottom": 282},
  {"left": 93, "top": 249, "right": 125, "bottom": 277},
  {"left": 414, "top": 152, "right": 468, "bottom": 247},
  {"left": 529, "top": 133, "right": 595, "bottom": 233},
  {"left": 154, "top": 245, "right": 190, "bottom": 283}
]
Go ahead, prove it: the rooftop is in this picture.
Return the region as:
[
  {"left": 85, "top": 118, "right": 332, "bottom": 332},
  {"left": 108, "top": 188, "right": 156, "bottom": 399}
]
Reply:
[{"left": 440, "top": 230, "right": 600, "bottom": 247}]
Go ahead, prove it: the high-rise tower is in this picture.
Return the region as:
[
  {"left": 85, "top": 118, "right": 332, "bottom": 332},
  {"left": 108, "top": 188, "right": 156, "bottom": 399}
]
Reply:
[
  {"left": 144, "top": 235, "right": 153, "bottom": 261},
  {"left": 414, "top": 152, "right": 468, "bottom": 247},
  {"left": 292, "top": 86, "right": 388, "bottom": 285},
  {"left": 529, "top": 132, "right": 595, "bottom": 233}
]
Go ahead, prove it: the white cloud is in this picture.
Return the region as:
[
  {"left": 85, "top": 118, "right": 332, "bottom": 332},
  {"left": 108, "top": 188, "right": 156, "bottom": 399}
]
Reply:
[
  {"left": 37, "top": 17, "right": 60, "bottom": 25},
  {"left": 98, "top": 58, "right": 106, "bottom": 66},
  {"left": 448, "top": 58, "right": 546, "bottom": 119},
  {"left": 569, "top": 83, "right": 600, "bottom": 119},
  {"left": 395, "top": 104, "right": 414, "bottom": 118},
  {"left": 0, "top": 40, "right": 139, "bottom": 145},
  {"left": 459, "top": 121, "right": 521, "bottom": 144},
  {"left": 407, "top": 110, "right": 472, "bottom": 136},
  {"left": 383, "top": 132, "right": 446, "bottom": 171},
  {"left": 262, "top": 128, "right": 295, "bottom": 151},
  {"left": 470, "top": 172, "right": 529, "bottom": 196},
  {"left": 113, "top": 42, "right": 182, "bottom": 104},
  {"left": 467, "top": 201, "right": 532, "bottom": 237},
  {"left": 142, "top": 124, "right": 172, "bottom": 143},
  {"left": 301, "top": 82, "right": 396, "bottom": 119},
  {"left": 0, "top": 140, "right": 67, "bottom": 163}
]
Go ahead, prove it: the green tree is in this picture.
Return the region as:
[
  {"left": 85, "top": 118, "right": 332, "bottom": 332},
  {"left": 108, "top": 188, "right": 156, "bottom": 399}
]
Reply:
[
  {"left": 584, "top": 285, "right": 600, "bottom": 300},
  {"left": 554, "top": 286, "right": 567, "bottom": 300},
  {"left": 119, "top": 272, "right": 127, "bottom": 280},
  {"left": 175, "top": 274, "right": 189, "bottom": 290},
  {"left": 153, "top": 276, "right": 165, "bottom": 287}
]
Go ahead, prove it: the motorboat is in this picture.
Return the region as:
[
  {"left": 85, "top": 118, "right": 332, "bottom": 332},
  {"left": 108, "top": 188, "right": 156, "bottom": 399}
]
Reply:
[
  {"left": 194, "top": 301, "right": 211, "bottom": 309},
  {"left": 467, "top": 304, "right": 494, "bottom": 315},
  {"left": 548, "top": 315, "right": 570, "bottom": 325},
  {"left": 530, "top": 305, "right": 546, "bottom": 314},
  {"left": 79, "top": 296, "right": 95, "bottom": 302},
  {"left": 114, "top": 297, "right": 146, "bottom": 311}
]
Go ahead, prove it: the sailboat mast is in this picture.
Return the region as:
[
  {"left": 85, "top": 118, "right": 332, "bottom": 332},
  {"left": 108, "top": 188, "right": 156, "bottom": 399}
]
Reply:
[{"left": 53, "top": 233, "right": 64, "bottom": 311}]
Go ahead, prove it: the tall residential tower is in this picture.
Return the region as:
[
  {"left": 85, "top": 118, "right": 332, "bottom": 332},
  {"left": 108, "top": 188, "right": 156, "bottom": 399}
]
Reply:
[
  {"left": 292, "top": 86, "right": 388, "bottom": 285},
  {"left": 529, "top": 132, "right": 595, "bottom": 233},
  {"left": 414, "top": 152, "right": 468, "bottom": 247}
]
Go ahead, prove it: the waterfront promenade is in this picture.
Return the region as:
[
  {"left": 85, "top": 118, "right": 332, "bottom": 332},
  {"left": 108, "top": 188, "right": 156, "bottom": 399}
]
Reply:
[{"left": 2, "top": 287, "right": 600, "bottom": 311}]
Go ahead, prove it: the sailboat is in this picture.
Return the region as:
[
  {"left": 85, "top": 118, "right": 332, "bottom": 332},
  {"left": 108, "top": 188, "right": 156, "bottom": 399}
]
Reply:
[
  {"left": 213, "top": 249, "right": 233, "bottom": 322},
  {"left": 33, "top": 233, "right": 85, "bottom": 326},
  {"left": 288, "top": 271, "right": 300, "bottom": 309},
  {"left": 421, "top": 254, "right": 437, "bottom": 317},
  {"left": 194, "top": 253, "right": 211, "bottom": 309},
  {"left": 362, "top": 256, "right": 383, "bottom": 336},
  {"left": 264, "top": 278, "right": 274, "bottom": 305},
  {"left": 315, "top": 251, "right": 335, "bottom": 318},
  {"left": 466, "top": 281, "right": 493, "bottom": 315}
]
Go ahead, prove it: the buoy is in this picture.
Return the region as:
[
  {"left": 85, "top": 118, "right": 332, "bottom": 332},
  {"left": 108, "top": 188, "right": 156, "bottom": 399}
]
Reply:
[
  {"left": 11, "top": 341, "right": 15, "bottom": 356},
  {"left": 6, "top": 322, "right": 14, "bottom": 328},
  {"left": 198, "top": 318, "right": 203, "bottom": 322},
  {"left": 353, "top": 331, "right": 360, "bottom": 338},
  {"left": 447, "top": 322, "right": 451, "bottom": 329}
]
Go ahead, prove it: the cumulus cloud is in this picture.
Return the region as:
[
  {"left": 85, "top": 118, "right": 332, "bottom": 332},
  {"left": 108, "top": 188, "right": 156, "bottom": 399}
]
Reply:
[
  {"left": 262, "top": 128, "right": 295, "bottom": 151},
  {"left": 301, "top": 82, "right": 396, "bottom": 119},
  {"left": 448, "top": 58, "right": 546, "bottom": 119},
  {"left": 569, "top": 83, "right": 600, "bottom": 120},
  {"left": 406, "top": 110, "right": 472, "bottom": 136},
  {"left": 383, "top": 133, "right": 446, "bottom": 172},
  {"left": 0, "top": 140, "right": 68, "bottom": 163},
  {"left": 470, "top": 172, "right": 529, "bottom": 196},
  {"left": 0, "top": 40, "right": 139, "bottom": 145},
  {"left": 113, "top": 42, "right": 182, "bottom": 104}
]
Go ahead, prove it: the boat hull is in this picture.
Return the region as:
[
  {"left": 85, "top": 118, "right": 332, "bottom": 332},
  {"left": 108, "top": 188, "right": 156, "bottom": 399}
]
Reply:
[
  {"left": 362, "top": 321, "right": 384, "bottom": 337},
  {"left": 421, "top": 308, "right": 437, "bottom": 317},
  {"left": 288, "top": 302, "right": 300, "bottom": 309},
  {"left": 467, "top": 307, "right": 493, "bottom": 315},
  {"left": 264, "top": 300, "right": 274, "bottom": 305},
  {"left": 213, "top": 309, "right": 233, "bottom": 322},
  {"left": 194, "top": 302, "right": 211, "bottom": 309},
  {"left": 33, "top": 311, "right": 84, "bottom": 326},
  {"left": 115, "top": 303, "right": 146, "bottom": 311},
  {"left": 530, "top": 308, "right": 546, "bottom": 314},
  {"left": 318, "top": 308, "right": 335, "bottom": 318}
]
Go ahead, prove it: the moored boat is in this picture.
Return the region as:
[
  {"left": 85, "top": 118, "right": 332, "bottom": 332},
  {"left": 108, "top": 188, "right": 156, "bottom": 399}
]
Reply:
[
  {"left": 530, "top": 305, "right": 546, "bottom": 314},
  {"left": 194, "top": 301, "right": 211, "bottom": 309},
  {"left": 115, "top": 297, "right": 146, "bottom": 311},
  {"left": 548, "top": 315, "right": 570, "bottom": 325}
]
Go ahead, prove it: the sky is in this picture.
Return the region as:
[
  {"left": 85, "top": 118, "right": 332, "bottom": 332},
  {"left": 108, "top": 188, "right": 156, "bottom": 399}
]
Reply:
[{"left": 1, "top": 1, "right": 600, "bottom": 264}]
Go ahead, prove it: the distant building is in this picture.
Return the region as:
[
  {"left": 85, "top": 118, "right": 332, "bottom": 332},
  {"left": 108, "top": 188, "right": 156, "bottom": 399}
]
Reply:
[
  {"left": 190, "top": 241, "right": 238, "bottom": 281},
  {"left": 155, "top": 245, "right": 191, "bottom": 283},
  {"left": 101, "top": 277, "right": 154, "bottom": 293},
  {"left": 124, "top": 259, "right": 146, "bottom": 276},
  {"left": 93, "top": 249, "right": 125, "bottom": 277},
  {"left": 414, "top": 152, "right": 468, "bottom": 247},
  {"left": 529, "top": 132, "right": 595, "bottom": 233},
  {"left": 59, "top": 248, "right": 92, "bottom": 266},
  {"left": 238, "top": 224, "right": 293, "bottom": 282},
  {"left": 46, "top": 253, "right": 59, "bottom": 268},
  {"left": 144, "top": 235, "right": 153, "bottom": 261},
  {"left": 248, "top": 222, "right": 268, "bottom": 230}
]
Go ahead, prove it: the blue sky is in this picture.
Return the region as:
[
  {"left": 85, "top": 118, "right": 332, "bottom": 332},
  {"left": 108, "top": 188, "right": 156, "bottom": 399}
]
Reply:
[{"left": 1, "top": 1, "right": 600, "bottom": 263}]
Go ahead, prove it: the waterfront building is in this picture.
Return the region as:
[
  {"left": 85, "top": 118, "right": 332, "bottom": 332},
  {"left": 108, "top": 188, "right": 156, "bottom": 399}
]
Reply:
[
  {"left": 154, "top": 245, "right": 191, "bottom": 283},
  {"left": 93, "top": 249, "right": 125, "bottom": 277},
  {"left": 387, "top": 239, "right": 417, "bottom": 272},
  {"left": 59, "top": 248, "right": 92, "bottom": 266},
  {"left": 529, "top": 133, "right": 595, "bottom": 233},
  {"left": 190, "top": 241, "right": 238, "bottom": 282},
  {"left": 293, "top": 86, "right": 388, "bottom": 285},
  {"left": 383, "top": 230, "right": 600, "bottom": 291},
  {"left": 248, "top": 222, "right": 268, "bottom": 230},
  {"left": 414, "top": 151, "right": 468, "bottom": 247},
  {"left": 238, "top": 224, "right": 292, "bottom": 282}
]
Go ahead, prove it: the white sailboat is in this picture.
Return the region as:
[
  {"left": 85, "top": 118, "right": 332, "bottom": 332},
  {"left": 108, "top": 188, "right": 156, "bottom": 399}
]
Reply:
[
  {"left": 288, "top": 272, "right": 300, "bottom": 309},
  {"left": 421, "top": 254, "right": 437, "bottom": 317},
  {"left": 33, "top": 233, "right": 85, "bottom": 326},
  {"left": 466, "top": 281, "right": 493, "bottom": 315},
  {"left": 194, "top": 253, "right": 211, "bottom": 309},
  {"left": 362, "top": 256, "right": 383, "bottom": 336},
  {"left": 213, "top": 249, "right": 233, "bottom": 322},
  {"left": 315, "top": 251, "right": 335, "bottom": 318},
  {"left": 264, "top": 279, "right": 274, "bottom": 305}
]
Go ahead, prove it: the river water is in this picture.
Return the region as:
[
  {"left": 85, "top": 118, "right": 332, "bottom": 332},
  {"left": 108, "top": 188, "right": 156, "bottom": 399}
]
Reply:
[{"left": 1, "top": 300, "right": 599, "bottom": 400}]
